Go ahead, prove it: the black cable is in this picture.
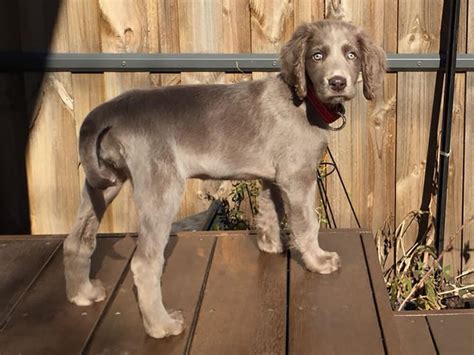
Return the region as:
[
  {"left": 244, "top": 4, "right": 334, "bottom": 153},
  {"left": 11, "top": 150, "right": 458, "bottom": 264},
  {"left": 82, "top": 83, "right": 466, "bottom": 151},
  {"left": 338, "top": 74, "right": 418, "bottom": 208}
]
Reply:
[
  {"left": 327, "top": 147, "right": 362, "bottom": 228},
  {"left": 317, "top": 171, "right": 336, "bottom": 228},
  {"left": 316, "top": 176, "right": 333, "bottom": 228}
]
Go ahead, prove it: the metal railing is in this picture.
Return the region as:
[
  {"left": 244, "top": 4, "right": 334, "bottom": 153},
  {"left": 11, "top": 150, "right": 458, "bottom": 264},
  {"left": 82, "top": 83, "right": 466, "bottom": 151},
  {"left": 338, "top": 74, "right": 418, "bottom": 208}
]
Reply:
[{"left": 0, "top": 52, "right": 473, "bottom": 72}]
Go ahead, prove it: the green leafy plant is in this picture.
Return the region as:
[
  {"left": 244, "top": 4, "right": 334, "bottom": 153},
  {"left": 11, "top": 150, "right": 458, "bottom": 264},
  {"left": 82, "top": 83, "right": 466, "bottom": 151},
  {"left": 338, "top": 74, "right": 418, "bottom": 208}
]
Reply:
[{"left": 211, "top": 181, "right": 260, "bottom": 230}]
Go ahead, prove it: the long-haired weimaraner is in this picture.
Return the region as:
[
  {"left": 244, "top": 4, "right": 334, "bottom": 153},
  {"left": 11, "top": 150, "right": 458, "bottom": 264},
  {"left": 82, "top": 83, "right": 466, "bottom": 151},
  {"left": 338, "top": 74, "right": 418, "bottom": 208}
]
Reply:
[{"left": 64, "top": 20, "right": 386, "bottom": 338}]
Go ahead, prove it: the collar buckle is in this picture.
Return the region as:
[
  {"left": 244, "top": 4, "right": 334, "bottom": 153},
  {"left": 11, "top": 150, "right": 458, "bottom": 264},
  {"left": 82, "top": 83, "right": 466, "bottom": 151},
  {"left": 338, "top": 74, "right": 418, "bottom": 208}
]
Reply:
[{"left": 327, "top": 111, "right": 346, "bottom": 131}]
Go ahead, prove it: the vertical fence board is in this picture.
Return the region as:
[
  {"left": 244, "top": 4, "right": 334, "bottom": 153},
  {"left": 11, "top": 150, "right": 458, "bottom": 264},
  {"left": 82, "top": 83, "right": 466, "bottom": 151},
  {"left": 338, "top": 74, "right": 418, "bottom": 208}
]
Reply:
[
  {"left": 369, "top": 0, "right": 398, "bottom": 234},
  {"left": 396, "top": 0, "right": 443, "bottom": 247},
  {"left": 157, "top": 0, "right": 181, "bottom": 53},
  {"left": 223, "top": 0, "right": 251, "bottom": 53},
  {"left": 444, "top": 73, "right": 466, "bottom": 275},
  {"left": 178, "top": 0, "right": 250, "bottom": 217},
  {"left": 293, "top": 0, "right": 324, "bottom": 23},
  {"left": 250, "top": 0, "right": 294, "bottom": 54},
  {"left": 98, "top": 0, "right": 153, "bottom": 232},
  {"left": 325, "top": 0, "right": 391, "bottom": 230},
  {"left": 464, "top": 1, "right": 474, "bottom": 282},
  {"left": 66, "top": 0, "right": 114, "bottom": 232},
  {"left": 151, "top": 0, "right": 183, "bottom": 220},
  {"left": 22, "top": 1, "right": 80, "bottom": 234},
  {"left": 291, "top": 1, "right": 325, "bottom": 226},
  {"left": 177, "top": 0, "right": 223, "bottom": 219},
  {"left": 250, "top": 0, "right": 293, "bottom": 82}
]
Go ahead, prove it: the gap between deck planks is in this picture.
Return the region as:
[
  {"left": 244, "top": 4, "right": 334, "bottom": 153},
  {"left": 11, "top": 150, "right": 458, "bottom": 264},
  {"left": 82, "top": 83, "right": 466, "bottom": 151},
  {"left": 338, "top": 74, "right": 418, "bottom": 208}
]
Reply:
[
  {"left": 394, "top": 313, "right": 474, "bottom": 355},
  {"left": 0, "top": 230, "right": 400, "bottom": 354},
  {"left": 0, "top": 236, "right": 135, "bottom": 354}
]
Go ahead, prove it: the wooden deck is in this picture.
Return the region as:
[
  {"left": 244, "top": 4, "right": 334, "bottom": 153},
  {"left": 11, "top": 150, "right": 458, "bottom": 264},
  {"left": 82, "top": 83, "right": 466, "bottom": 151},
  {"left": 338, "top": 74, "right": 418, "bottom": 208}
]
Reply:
[{"left": 0, "top": 230, "right": 473, "bottom": 354}]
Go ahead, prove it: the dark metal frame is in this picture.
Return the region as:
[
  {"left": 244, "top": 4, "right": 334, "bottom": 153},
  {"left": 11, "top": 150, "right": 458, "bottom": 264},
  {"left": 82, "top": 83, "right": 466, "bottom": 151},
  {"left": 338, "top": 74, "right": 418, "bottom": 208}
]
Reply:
[
  {"left": 435, "top": 0, "right": 461, "bottom": 254},
  {"left": 1, "top": 52, "right": 474, "bottom": 72}
]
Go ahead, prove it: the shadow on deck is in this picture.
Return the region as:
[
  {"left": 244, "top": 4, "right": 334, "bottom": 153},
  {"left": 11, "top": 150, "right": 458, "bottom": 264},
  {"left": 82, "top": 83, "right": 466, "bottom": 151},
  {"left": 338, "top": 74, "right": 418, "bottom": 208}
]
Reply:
[{"left": 0, "top": 229, "right": 473, "bottom": 354}]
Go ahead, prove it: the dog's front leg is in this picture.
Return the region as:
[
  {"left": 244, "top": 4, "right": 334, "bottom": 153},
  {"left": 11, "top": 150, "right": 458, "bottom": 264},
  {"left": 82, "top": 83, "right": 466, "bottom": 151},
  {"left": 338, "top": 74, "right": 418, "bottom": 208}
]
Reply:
[
  {"left": 131, "top": 174, "right": 185, "bottom": 338},
  {"left": 277, "top": 169, "right": 341, "bottom": 274},
  {"left": 256, "top": 180, "right": 285, "bottom": 254}
]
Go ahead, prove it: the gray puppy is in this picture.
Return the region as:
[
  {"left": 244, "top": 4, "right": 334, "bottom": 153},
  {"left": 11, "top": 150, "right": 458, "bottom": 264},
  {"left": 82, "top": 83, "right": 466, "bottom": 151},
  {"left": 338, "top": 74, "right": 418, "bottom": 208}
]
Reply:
[{"left": 64, "top": 20, "right": 386, "bottom": 338}]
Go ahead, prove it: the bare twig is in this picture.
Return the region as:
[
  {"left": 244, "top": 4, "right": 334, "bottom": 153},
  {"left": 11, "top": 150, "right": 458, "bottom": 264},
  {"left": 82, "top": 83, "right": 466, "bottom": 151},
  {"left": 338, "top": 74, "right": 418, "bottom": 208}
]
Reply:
[
  {"left": 455, "top": 268, "right": 474, "bottom": 280},
  {"left": 397, "top": 216, "right": 474, "bottom": 311},
  {"left": 438, "top": 284, "right": 474, "bottom": 296}
]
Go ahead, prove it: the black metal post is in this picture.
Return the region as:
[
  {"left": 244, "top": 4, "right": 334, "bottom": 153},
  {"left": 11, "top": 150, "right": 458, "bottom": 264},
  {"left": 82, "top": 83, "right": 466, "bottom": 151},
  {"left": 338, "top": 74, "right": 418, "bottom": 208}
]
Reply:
[{"left": 435, "top": 0, "right": 461, "bottom": 254}]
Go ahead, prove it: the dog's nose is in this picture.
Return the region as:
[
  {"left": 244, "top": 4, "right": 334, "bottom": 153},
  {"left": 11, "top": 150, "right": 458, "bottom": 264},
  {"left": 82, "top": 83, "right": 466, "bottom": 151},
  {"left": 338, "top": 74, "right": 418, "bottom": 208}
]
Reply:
[{"left": 328, "top": 76, "right": 347, "bottom": 91}]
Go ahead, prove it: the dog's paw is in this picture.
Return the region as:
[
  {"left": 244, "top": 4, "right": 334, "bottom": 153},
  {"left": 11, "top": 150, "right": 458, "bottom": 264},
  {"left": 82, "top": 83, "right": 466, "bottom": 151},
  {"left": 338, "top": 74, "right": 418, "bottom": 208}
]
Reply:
[
  {"left": 303, "top": 250, "right": 341, "bottom": 274},
  {"left": 257, "top": 233, "right": 284, "bottom": 254},
  {"left": 145, "top": 310, "right": 185, "bottom": 339},
  {"left": 69, "top": 279, "right": 106, "bottom": 306}
]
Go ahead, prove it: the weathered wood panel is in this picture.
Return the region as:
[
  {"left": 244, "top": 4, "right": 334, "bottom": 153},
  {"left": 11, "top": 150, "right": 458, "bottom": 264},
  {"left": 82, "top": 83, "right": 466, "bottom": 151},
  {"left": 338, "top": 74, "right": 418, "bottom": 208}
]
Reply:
[
  {"left": 177, "top": 0, "right": 225, "bottom": 220},
  {"left": 394, "top": 316, "right": 437, "bottom": 355},
  {"left": 0, "top": 239, "right": 61, "bottom": 327},
  {"left": 361, "top": 232, "right": 401, "bottom": 353},
  {"left": 427, "top": 314, "right": 474, "bottom": 355},
  {"left": 293, "top": 0, "right": 324, "bottom": 24},
  {"left": 20, "top": 0, "right": 80, "bottom": 234},
  {"left": 67, "top": 0, "right": 116, "bottom": 233},
  {"left": 191, "top": 235, "right": 287, "bottom": 354},
  {"left": 87, "top": 236, "right": 215, "bottom": 354},
  {"left": 396, "top": 0, "right": 443, "bottom": 248},
  {"left": 175, "top": 0, "right": 249, "bottom": 220},
  {"left": 97, "top": 0, "right": 154, "bottom": 232},
  {"left": 465, "top": 1, "right": 474, "bottom": 282},
  {"left": 289, "top": 231, "right": 385, "bottom": 354},
  {"left": 0, "top": 237, "right": 135, "bottom": 354},
  {"left": 444, "top": 72, "right": 466, "bottom": 276},
  {"left": 10, "top": 0, "right": 473, "bottom": 276},
  {"left": 324, "top": 0, "right": 397, "bottom": 233}
]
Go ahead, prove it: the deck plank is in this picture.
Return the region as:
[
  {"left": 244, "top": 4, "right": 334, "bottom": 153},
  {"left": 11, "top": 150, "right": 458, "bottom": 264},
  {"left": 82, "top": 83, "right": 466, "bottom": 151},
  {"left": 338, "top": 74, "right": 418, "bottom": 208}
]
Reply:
[
  {"left": 289, "top": 231, "right": 385, "bottom": 355},
  {"left": 394, "top": 316, "right": 436, "bottom": 355},
  {"left": 0, "top": 238, "right": 61, "bottom": 328},
  {"left": 427, "top": 314, "right": 474, "bottom": 355},
  {"left": 190, "top": 234, "right": 287, "bottom": 354},
  {"left": 0, "top": 236, "right": 134, "bottom": 354},
  {"left": 361, "top": 232, "right": 401, "bottom": 354},
  {"left": 86, "top": 236, "right": 215, "bottom": 354}
]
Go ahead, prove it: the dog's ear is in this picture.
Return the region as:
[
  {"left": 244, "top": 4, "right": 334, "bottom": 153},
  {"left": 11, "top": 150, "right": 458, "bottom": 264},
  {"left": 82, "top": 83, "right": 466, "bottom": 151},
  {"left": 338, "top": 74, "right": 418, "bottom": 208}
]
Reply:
[
  {"left": 280, "top": 24, "right": 311, "bottom": 100},
  {"left": 357, "top": 32, "right": 387, "bottom": 100}
]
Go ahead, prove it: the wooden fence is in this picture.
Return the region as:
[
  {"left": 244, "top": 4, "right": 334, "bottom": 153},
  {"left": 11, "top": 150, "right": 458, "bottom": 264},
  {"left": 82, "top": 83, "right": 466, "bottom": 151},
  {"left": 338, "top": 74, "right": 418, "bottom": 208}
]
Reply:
[{"left": 0, "top": 0, "right": 472, "bottom": 278}]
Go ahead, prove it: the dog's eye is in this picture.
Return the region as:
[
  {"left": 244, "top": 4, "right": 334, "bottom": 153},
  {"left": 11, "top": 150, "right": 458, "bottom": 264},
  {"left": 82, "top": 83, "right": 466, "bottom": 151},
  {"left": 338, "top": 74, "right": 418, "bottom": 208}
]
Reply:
[
  {"left": 347, "top": 52, "right": 357, "bottom": 60},
  {"left": 312, "top": 52, "right": 324, "bottom": 61}
]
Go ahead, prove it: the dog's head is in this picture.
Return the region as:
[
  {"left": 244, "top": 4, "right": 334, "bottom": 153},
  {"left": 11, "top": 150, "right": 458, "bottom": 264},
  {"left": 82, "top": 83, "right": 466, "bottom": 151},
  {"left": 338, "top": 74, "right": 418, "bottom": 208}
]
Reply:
[{"left": 280, "top": 20, "right": 386, "bottom": 104}]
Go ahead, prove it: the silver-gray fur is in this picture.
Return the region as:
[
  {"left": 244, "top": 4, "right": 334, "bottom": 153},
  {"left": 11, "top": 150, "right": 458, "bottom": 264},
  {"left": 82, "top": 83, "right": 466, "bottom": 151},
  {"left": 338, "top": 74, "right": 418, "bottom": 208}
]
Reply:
[{"left": 64, "top": 20, "right": 386, "bottom": 339}]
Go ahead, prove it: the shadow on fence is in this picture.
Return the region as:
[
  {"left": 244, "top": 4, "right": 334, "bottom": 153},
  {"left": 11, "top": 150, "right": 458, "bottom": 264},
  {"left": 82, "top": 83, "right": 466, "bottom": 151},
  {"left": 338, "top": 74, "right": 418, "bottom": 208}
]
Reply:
[{"left": 0, "top": 0, "right": 62, "bottom": 233}]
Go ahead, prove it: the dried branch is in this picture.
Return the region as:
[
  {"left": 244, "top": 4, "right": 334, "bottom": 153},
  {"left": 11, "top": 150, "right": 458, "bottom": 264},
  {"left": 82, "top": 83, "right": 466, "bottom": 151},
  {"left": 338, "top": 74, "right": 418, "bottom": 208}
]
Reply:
[{"left": 397, "top": 216, "right": 474, "bottom": 311}]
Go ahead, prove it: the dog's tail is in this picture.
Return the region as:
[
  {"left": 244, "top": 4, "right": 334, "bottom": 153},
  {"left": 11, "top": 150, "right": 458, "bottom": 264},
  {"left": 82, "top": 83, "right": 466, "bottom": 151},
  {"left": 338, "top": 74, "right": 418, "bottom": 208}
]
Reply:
[{"left": 79, "top": 114, "right": 117, "bottom": 190}]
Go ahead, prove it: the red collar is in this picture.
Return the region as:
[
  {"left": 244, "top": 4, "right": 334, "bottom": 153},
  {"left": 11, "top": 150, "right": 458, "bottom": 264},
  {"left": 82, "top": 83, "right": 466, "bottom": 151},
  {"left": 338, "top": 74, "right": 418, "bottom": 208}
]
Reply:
[{"left": 306, "top": 83, "right": 345, "bottom": 124}]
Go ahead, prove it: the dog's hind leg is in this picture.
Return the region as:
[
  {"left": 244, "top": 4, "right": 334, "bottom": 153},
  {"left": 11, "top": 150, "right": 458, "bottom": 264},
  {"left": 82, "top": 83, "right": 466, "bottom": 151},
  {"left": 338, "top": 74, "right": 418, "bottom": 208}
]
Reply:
[
  {"left": 277, "top": 169, "right": 341, "bottom": 274},
  {"left": 64, "top": 180, "right": 122, "bottom": 306},
  {"left": 130, "top": 164, "right": 185, "bottom": 338},
  {"left": 256, "top": 180, "right": 285, "bottom": 253}
]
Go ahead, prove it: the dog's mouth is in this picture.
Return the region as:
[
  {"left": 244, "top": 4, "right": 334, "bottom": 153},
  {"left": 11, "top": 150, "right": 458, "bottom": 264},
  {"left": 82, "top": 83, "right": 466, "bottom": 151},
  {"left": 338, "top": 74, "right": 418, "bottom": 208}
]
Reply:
[
  {"left": 315, "top": 85, "right": 355, "bottom": 105},
  {"left": 321, "top": 94, "right": 352, "bottom": 105}
]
